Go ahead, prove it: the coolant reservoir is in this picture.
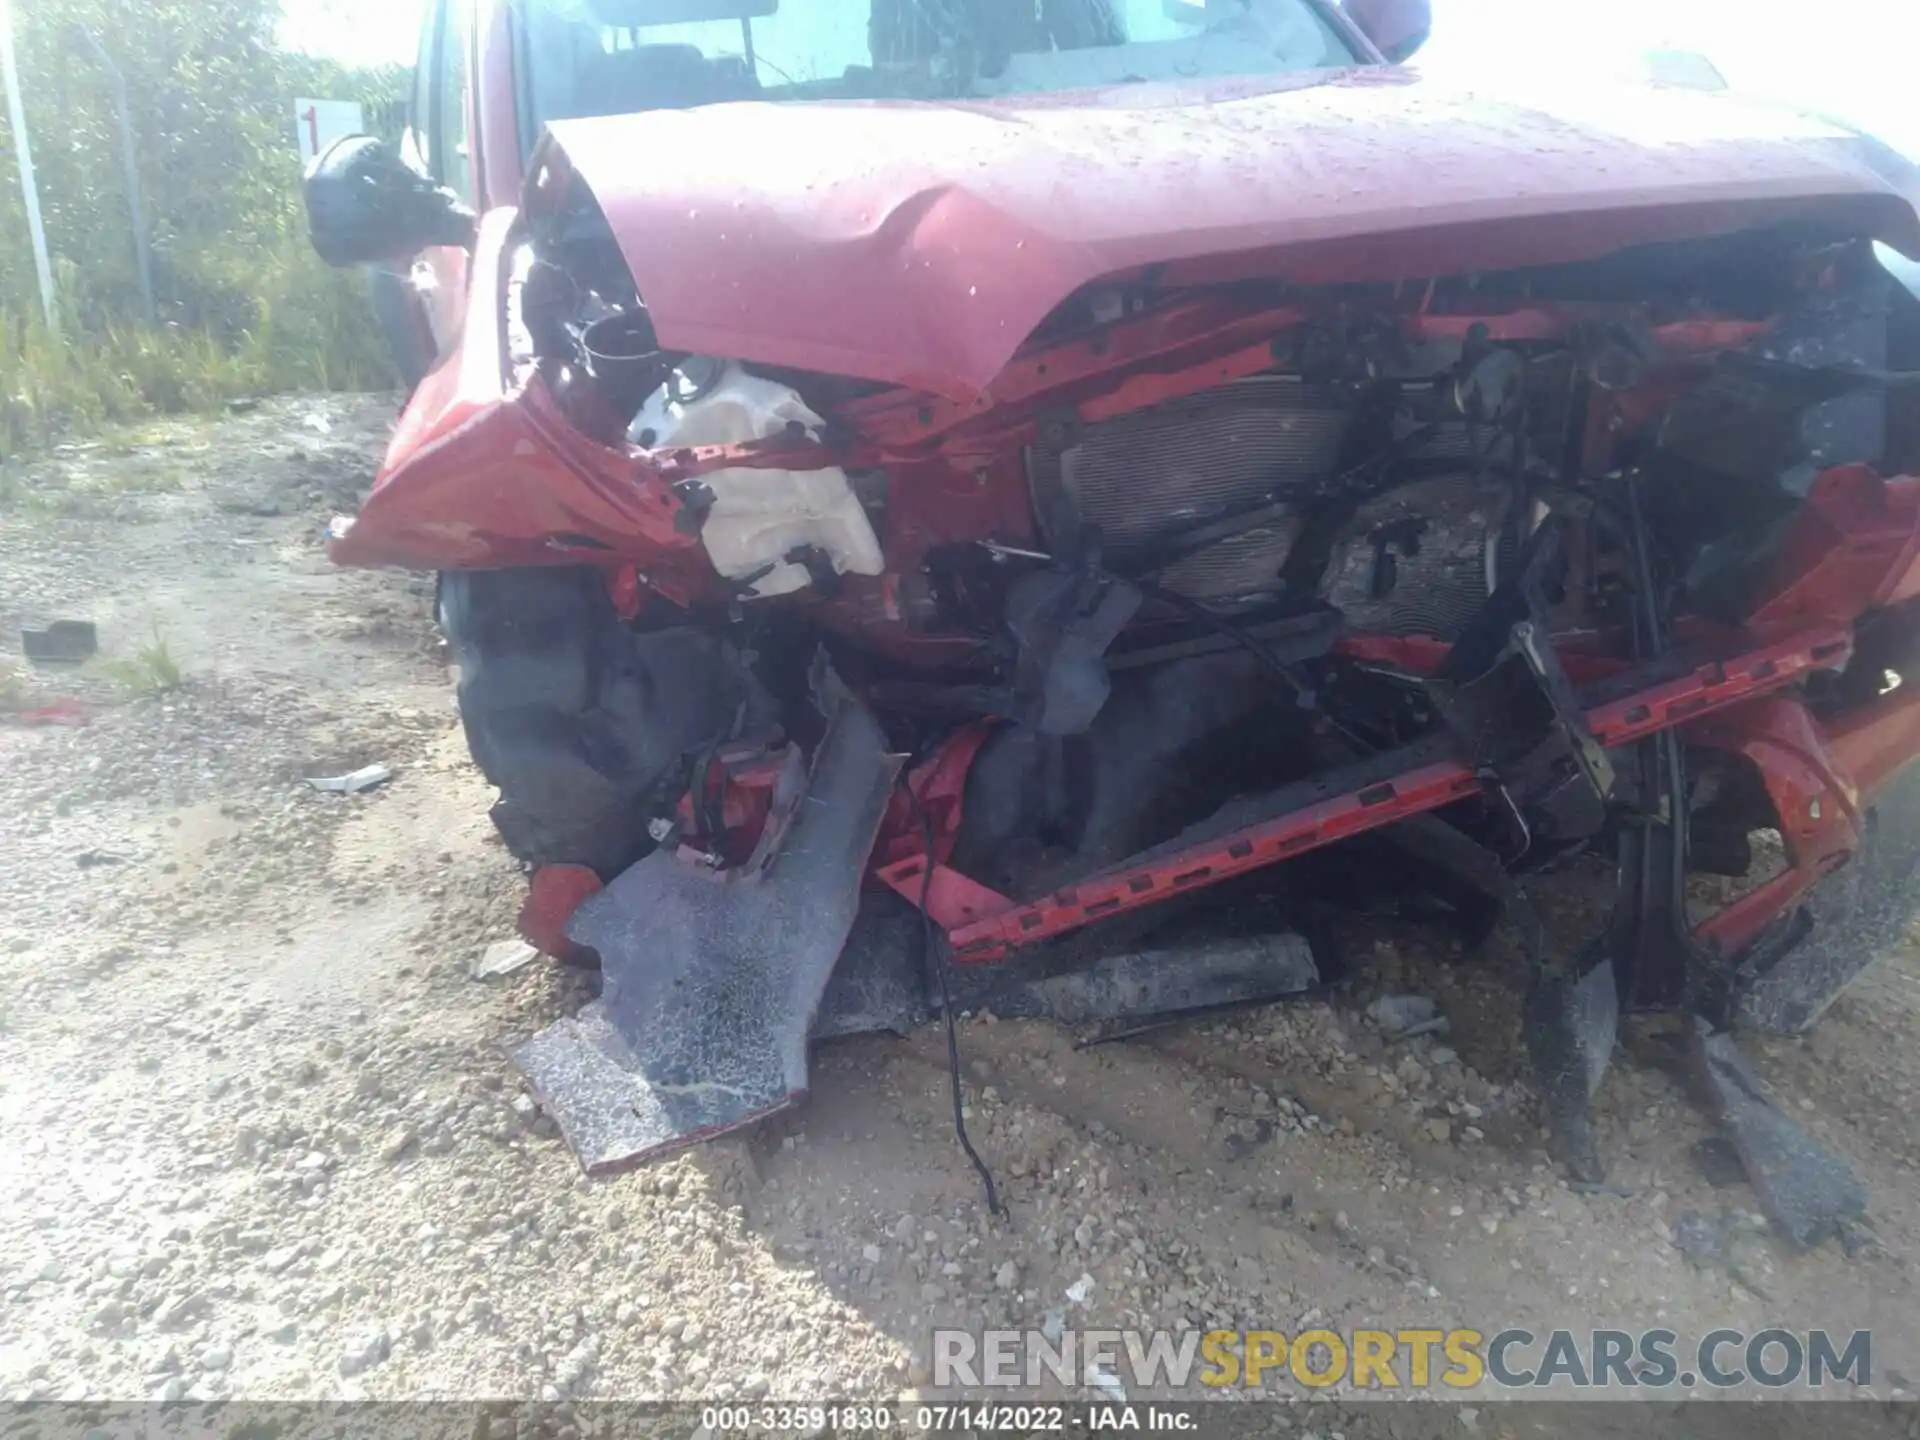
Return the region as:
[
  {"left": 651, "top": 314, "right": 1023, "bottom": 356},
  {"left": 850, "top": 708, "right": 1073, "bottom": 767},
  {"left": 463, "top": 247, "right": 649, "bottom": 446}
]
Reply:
[{"left": 632, "top": 363, "right": 884, "bottom": 599}]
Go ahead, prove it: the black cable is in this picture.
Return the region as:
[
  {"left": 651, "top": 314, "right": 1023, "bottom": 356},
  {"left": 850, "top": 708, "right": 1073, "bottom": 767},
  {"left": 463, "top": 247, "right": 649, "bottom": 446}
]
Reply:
[
  {"left": 1136, "top": 580, "right": 1319, "bottom": 706},
  {"left": 904, "top": 780, "right": 1005, "bottom": 1219},
  {"left": 1622, "top": 470, "right": 1703, "bottom": 1005},
  {"left": 1136, "top": 580, "right": 1378, "bottom": 751},
  {"left": 1622, "top": 476, "right": 1667, "bottom": 661},
  {"left": 1628, "top": 486, "right": 1693, "bottom": 907}
]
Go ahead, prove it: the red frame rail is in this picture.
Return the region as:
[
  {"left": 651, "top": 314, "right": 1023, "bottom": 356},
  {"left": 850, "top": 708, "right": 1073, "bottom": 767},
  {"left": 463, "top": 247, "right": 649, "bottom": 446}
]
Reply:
[{"left": 877, "top": 624, "right": 1856, "bottom": 961}]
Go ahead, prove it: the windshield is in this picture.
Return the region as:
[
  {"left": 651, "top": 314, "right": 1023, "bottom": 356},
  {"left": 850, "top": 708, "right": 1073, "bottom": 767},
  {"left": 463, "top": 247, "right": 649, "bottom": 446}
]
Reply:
[{"left": 519, "top": 0, "right": 1357, "bottom": 125}]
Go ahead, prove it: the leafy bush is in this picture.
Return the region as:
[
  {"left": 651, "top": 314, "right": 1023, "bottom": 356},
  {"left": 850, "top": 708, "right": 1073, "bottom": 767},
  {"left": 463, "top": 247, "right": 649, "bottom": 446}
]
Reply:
[{"left": 0, "top": 0, "right": 402, "bottom": 462}]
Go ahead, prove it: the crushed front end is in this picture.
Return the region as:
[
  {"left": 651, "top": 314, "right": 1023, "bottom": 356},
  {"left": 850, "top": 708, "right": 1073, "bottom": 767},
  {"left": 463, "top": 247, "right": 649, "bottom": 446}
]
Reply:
[{"left": 329, "top": 91, "right": 1920, "bottom": 1235}]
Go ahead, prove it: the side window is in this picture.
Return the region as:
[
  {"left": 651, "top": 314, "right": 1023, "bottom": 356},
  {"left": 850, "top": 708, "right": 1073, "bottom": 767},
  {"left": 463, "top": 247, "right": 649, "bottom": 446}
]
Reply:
[{"left": 434, "top": 0, "right": 475, "bottom": 203}]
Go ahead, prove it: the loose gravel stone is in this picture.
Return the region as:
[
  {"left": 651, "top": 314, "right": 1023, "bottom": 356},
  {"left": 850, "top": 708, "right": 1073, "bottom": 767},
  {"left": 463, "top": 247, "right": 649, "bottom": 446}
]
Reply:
[{"left": 338, "top": 1328, "right": 391, "bottom": 1378}]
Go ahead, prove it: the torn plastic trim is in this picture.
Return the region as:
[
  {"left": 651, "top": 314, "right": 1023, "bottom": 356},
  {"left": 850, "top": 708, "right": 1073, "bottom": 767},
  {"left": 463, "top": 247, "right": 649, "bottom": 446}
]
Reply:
[{"left": 511, "top": 661, "right": 901, "bottom": 1172}]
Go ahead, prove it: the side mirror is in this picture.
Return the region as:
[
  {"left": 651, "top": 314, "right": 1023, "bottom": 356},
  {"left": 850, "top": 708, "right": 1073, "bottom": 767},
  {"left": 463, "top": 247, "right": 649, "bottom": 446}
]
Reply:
[
  {"left": 303, "top": 134, "right": 476, "bottom": 268},
  {"left": 1343, "top": 0, "right": 1430, "bottom": 64}
]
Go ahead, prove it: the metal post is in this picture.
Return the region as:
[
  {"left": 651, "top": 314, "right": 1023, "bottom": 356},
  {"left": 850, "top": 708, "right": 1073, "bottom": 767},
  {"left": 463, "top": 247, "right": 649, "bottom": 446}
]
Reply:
[
  {"left": 0, "top": 0, "right": 57, "bottom": 335},
  {"left": 72, "top": 27, "right": 155, "bottom": 325}
]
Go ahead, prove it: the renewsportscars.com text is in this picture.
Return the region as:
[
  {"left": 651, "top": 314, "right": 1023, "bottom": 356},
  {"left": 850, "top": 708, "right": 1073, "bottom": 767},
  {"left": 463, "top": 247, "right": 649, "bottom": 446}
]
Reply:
[{"left": 932, "top": 1326, "right": 1872, "bottom": 1392}]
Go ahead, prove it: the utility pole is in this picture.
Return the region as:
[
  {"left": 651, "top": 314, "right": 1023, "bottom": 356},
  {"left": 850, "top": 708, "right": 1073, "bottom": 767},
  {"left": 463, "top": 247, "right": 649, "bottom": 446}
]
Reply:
[{"left": 0, "top": 0, "right": 57, "bottom": 335}]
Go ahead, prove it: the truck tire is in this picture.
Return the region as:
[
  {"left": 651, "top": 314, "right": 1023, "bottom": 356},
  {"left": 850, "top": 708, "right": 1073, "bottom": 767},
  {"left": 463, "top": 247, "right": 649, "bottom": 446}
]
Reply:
[{"left": 437, "top": 567, "right": 752, "bottom": 878}]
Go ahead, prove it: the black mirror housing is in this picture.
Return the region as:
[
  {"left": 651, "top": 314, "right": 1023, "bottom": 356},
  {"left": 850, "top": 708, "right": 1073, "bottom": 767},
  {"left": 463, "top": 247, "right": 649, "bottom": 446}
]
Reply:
[{"left": 303, "top": 134, "right": 477, "bottom": 268}]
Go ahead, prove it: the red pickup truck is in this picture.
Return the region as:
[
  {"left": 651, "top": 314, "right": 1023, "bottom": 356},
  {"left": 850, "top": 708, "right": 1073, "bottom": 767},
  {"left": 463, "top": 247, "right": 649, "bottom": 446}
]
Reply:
[{"left": 305, "top": 0, "right": 1920, "bottom": 1238}]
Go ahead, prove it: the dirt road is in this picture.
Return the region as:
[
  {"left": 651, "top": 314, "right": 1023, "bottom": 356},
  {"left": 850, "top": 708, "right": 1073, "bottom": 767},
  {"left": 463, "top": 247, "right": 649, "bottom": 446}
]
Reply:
[{"left": 3, "top": 396, "right": 1919, "bottom": 1428}]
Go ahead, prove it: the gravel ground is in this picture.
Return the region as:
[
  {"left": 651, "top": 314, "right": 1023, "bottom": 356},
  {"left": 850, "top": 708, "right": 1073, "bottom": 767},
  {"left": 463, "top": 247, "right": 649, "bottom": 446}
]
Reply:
[{"left": 2, "top": 395, "right": 1920, "bottom": 1430}]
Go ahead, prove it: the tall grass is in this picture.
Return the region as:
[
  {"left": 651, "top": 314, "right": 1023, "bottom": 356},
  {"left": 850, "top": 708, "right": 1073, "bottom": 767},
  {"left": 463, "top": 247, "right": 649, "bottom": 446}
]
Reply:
[
  {"left": 0, "top": 239, "right": 395, "bottom": 465},
  {"left": 0, "top": 0, "right": 407, "bottom": 473}
]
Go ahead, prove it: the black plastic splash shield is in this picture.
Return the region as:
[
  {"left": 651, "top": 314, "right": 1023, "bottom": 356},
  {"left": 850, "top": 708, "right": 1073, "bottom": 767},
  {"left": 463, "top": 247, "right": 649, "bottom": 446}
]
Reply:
[
  {"left": 1689, "top": 1019, "right": 1866, "bottom": 1249},
  {"left": 513, "top": 678, "right": 900, "bottom": 1172},
  {"left": 813, "top": 911, "right": 1320, "bottom": 1042}
]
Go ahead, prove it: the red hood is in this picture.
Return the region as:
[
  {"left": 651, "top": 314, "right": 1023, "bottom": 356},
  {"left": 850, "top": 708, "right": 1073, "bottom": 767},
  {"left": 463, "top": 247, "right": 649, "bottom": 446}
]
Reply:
[{"left": 542, "top": 68, "right": 1920, "bottom": 400}]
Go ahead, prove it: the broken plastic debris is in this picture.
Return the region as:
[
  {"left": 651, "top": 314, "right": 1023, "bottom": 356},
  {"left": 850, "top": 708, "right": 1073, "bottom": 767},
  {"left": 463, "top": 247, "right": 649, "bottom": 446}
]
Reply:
[
  {"left": 1689, "top": 1019, "right": 1866, "bottom": 1249},
  {"left": 1064, "top": 1273, "right": 1096, "bottom": 1305},
  {"left": 1367, "top": 994, "right": 1439, "bottom": 1035},
  {"left": 471, "top": 938, "right": 539, "bottom": 981},
  {"left": 305, "top": 764, "right": 392, "bottom": 794},
  {"left": 11, "top": 698, "right": 89, "bottom": 727},
  {"left": 22, "top": 620, "right": 98, "bottom": 665}
]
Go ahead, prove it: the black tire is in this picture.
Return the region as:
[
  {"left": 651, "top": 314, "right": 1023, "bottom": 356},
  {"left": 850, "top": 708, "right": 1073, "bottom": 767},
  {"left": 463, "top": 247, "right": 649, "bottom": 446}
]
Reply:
[{"left": 437, "top": 567, "right": 751, "bottom": 878}]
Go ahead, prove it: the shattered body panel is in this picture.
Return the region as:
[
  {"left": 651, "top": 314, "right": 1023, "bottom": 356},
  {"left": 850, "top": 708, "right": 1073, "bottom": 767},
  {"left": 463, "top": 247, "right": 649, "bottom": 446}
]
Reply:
[{"left": 515, "top": 672, "right": 900, "bottom": 1170}]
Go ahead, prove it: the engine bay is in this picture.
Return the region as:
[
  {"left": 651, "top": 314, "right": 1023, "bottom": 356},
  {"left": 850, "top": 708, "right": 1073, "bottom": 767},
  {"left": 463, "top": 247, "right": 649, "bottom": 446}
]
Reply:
[{"left": 502, "top": 181, "right": 1918, "bottom": 721}]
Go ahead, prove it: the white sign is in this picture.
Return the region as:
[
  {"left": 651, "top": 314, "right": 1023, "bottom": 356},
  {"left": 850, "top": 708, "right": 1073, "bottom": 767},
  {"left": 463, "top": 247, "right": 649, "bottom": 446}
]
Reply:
[{"left": 293, "top": 98, "right": 366, "bottom": 162}]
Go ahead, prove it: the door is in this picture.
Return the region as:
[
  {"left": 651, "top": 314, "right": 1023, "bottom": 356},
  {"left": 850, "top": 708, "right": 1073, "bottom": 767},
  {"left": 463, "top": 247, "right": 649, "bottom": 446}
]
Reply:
[
  {"left": 372, "top": 0, "right": 475, "bottom": 388},
  {"left": 411, "top": 0, "right": 476, "bottom": 362}
]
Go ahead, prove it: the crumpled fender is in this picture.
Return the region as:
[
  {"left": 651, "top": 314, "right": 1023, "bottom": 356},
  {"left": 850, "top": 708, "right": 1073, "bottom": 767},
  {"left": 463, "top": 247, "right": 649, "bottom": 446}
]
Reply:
[{"left": 328, "top": 209, "right": 706, "bottom": 581}]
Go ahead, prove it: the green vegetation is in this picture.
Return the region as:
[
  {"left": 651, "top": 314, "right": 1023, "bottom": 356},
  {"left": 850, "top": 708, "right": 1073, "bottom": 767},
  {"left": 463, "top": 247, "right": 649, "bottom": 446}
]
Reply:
[
  {"left": 0, "top": 658, "right": 25, "bottom": 712},
  {"left": 0, "top": 0, "right": 402, "bottom": 465},
  {"left": 100, "top": 624, "right": 186, "bottom": 695}
]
